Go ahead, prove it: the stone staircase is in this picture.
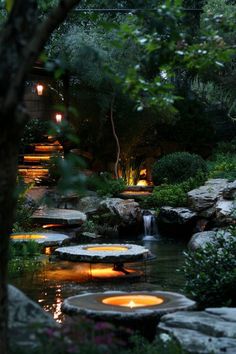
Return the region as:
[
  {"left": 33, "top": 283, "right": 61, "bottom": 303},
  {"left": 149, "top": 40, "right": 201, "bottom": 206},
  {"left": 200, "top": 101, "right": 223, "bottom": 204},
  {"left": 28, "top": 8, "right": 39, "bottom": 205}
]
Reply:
[{"left": 18, "top": 138, "right": 63, "bottom": 184}]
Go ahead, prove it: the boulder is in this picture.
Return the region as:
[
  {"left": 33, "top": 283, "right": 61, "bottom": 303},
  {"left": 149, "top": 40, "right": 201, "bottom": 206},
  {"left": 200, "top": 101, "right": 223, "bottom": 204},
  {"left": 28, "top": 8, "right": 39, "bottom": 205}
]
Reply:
[
  {"left": 158, "top": 308, "right": 236, "bottom": 353},
  {"left": 158, "top": 207, "right": 197, "bottom": 225},
  {"left": 97, "top": 198, "right": 142, "bottom": 236},
  {"left": 215, "top": 199, "right": 236, "bottom": 225},
  {"left": 157, "top": 207, "right": 197, "bottom": 237},
  {"left": 188, "top": 179, "right": 228, "bottom": 212},
  {"left": 8, "top": 285, "right": 57, "bottom": 350},
  {"left": 223, "top": 180, "right": 236, "bottom": 200},
  {"left": 188, "top": 230, "right": 232, "bottom": 251},
  {"left": 77, "top": 196, "right": 102, "bottom": 215},
  {"left": 79, "top": 231, "right": 103, "bottom": 242}
]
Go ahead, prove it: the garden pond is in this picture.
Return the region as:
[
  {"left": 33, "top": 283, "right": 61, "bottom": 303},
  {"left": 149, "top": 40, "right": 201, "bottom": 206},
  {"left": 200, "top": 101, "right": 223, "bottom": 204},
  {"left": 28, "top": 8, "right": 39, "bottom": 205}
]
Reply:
[{"left": 10, "top": 235, "right": 186, "bottom": 323}]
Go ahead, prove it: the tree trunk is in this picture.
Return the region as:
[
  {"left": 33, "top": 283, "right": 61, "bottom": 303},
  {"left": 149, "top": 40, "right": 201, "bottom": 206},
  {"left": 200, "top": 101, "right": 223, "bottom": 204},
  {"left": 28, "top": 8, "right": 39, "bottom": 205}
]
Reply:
[
  {"left": 0, "top": 120, "right": 20, "bottom": 354},
  {"left": 110, "top": 97, "right": 120, "bottom": 179},
  {"left": 0, "top": 2, "right": 82, "bottom": 353}
]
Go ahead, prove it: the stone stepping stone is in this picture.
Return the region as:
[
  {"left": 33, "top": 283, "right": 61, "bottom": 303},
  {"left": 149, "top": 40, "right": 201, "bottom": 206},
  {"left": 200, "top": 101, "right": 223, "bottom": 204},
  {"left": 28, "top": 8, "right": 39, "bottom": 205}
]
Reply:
[
  {"left": 55, "top": 243, "right": 150, "bottom": 263},
  {"left": 11, "top": 232, "right": 70, "bottom": 247},
  {"left": 32, "top": 208, "right": 87, "bottom": 225}
]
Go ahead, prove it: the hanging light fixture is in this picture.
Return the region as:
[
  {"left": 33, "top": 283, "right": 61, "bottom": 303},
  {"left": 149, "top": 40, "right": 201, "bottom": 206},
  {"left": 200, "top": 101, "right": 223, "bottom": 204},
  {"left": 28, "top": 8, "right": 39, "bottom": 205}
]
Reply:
[
  {"left": 55, "top": 113, "right": 63, "bottom": 123},
  {"left": 36, "top": 83, "right": 44, "bottom": 96}
]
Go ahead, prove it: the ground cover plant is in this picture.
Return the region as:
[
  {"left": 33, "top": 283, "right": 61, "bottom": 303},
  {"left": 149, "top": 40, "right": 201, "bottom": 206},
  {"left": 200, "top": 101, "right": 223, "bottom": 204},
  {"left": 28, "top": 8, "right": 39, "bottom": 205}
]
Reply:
[
  {"left": 8, "top": 240, "right": 43, "bottom": 279},
  {"left": 181, "top": 229, "right": 236, "bottom": 308},
  {"left": 141, "top": 173, "right": 206, "bottom": 209},
  {"left": 10, "top": 317, "right": 184, "bottom": 354}
]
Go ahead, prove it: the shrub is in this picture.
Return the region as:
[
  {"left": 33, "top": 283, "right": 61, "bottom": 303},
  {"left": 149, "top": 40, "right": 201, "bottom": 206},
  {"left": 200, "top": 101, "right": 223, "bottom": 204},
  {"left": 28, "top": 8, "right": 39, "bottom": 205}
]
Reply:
[
  {"left": 181, "top": 231, "right": 236, "bottom": 308},
  {"left": 152, "top": 152, "right": 208, "bottom": 185},
  {"left": 13, "top": 179, "right": 37, "bottom": 232},
  {"left": 141, "top": 173, "right": 206, "bottom": 209},
  {"left": 97, "top": 173, "right": 126, "bottom": 197},
  {"left": 208, "top": 153, "right": 236, "bottom": 180},
  {"left": 214, "top": 138, "right": 236, "bottom": 154},
  {"left": 8, "top": 240, "right": 43, "bottom": 278}
]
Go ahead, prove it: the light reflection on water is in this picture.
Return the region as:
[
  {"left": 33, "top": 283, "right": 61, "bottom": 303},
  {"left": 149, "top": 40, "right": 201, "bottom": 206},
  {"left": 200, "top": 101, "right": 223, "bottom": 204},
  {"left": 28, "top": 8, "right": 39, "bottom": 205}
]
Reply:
[{"left": 10, "top": 236, "right": 186, "bottom": 323}]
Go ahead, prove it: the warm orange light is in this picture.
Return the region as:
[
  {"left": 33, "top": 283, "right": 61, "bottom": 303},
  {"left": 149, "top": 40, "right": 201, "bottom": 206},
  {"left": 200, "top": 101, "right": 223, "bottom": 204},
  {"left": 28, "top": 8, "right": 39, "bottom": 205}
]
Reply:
[
  {"left": 18, "top": 168, "right": 49, "bottom": 177},
  {"left": 36, "top": 84, "right": 44, "bottom": 96},
  {"left": 136, "top": 180, "right": 148, "bottom": 186},
  {"left": 86, "top": 246, "right": 128, "bottom": 252},
  {"left": 102, "top": 295, "right": 164, "bottom": 308},
  {"left": 24, "top": 155, "right": 51, "bottom": 162},
  {"left": 44, "top": 247, "right": 52, "bottom": 255},
  {"left": 55, "top": 113, "right": 63, "bottom": 123},
  {"left": 11, "top": 234, "right": 46, "bottom": 240},
  {"left": 91, "top": 267, "right": 136, "bottom": 278},
  {"left": 121, "top": 191, "right": 151, "bottom": 196},
  {"left": 42, "top": 224, "right": 64, "bottom": 229},
  {"left": 35, "top": 145, "right": 63, "bottom": 153}
]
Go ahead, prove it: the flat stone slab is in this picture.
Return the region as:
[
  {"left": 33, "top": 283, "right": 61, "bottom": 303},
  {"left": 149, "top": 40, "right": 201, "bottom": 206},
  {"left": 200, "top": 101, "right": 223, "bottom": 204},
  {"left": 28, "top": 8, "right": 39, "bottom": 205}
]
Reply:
[
  {"left": 188, "top": 179, "right": 228, "bottom": 211},
  {"left": 55, "top": 243, "right": 150, "bottom": 263},
  {"left": 11, "top": 232, "right": 70, "bottom": 247},
  {"left": 158, "top": 308, "right": 236, "bottom": 353},
  {"left": 32, "top": 208, "right": 87, "bottom": 225},
  {"left": 62, "top": 291, "right": 196, "bottom": 320}
]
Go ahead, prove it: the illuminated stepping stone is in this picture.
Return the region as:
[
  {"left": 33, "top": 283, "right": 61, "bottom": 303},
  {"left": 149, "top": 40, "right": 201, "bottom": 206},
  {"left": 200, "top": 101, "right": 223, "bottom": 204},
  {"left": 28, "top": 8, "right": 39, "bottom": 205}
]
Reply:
[
  {"left": 55, "top": 243, "right": 150, "bottom": 262},
  {"left": 11, "top": 232, "right": 70, "bottom": 247},
  {"left": 32, "top": 208, "right": 87, "bottom": 225}
]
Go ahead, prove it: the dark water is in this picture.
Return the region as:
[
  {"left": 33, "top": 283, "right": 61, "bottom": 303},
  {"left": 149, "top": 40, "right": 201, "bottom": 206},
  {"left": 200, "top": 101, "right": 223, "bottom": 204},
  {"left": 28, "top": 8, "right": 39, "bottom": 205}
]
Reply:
[{"left": 10, "top": 235, "right": 187, "bottom": 322}]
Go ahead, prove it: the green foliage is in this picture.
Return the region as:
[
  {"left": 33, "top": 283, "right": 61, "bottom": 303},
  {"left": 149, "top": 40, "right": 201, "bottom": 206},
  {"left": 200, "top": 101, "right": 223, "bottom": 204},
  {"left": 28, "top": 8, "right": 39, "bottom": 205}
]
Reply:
[
  {"left": 13, "top": 179, "right": 36, "bottom": 232},
  {"left": 9, "top": 240, "right": 42, "bottom": 259},
  {"left": 142, "top": 173, "right": 206, "bottom": 208},
  {"left": 20, "top": 118, "right": 49, "bottom": 150},
  {"left": 181, "top": 231, "right": 236, "bottom": 308},
  {"left": 10, "top": 317, "right": 183, "bottom": 354},
  {"left": 8, "top": 241, "right": 43, "bottom": 278},
  {"left": 152, "top": 152, "right": 208, "bottom": 185},
  {"left": 96, "top": 173, "right": 126, "bottom": 197},
  {"left": 208, "top": 153, "right": 236, "bottom": 180},
  {"left": 124, "top": 334, "right": 184, "bottom": 354},
  {"left": 82, "top": 220, "right": 97, "bottom": 233},
  {"left": 214, "top": 139, "right": 236, "bottom": 154}
]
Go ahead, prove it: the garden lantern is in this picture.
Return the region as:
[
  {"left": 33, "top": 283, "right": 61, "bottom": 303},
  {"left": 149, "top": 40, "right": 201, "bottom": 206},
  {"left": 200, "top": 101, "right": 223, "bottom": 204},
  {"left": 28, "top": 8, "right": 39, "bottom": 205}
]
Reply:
[{"left": 36, "top": 83, "right": 44, "bottom": 96}]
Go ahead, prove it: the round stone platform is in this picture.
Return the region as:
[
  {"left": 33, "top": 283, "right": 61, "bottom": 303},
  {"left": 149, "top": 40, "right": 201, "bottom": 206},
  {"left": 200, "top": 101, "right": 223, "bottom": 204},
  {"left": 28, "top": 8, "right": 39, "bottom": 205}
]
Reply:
[{"left": 55, "top": 243, "right": 150, "bottom": 263}]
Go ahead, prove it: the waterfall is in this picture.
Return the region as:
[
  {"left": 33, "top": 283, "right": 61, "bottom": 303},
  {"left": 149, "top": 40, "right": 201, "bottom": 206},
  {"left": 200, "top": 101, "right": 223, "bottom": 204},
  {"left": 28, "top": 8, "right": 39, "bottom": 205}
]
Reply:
[{"left": 143, "top": 214, "right": 158, "bottom": 240}]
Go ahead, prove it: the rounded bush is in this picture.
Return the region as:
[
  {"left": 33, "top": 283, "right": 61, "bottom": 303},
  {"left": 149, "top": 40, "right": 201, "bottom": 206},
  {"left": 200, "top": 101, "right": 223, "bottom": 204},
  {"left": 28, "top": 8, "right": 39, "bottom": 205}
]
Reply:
[{"left": 152, "top": 152, "right": 207, "bottom": 185}]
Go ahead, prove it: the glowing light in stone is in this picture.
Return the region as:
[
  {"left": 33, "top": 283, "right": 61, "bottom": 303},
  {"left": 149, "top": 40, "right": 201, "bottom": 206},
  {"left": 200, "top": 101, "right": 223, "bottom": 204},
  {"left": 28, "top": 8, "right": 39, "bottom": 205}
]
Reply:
[
  {"left": 11, "top": 234, "right": 46, "bottom": 240},
  {"left": 85, "top": 246, "right": 128, "bottom": 252},
  {"left": 102, "top": 295, "right": 164, "bottom": 308}
]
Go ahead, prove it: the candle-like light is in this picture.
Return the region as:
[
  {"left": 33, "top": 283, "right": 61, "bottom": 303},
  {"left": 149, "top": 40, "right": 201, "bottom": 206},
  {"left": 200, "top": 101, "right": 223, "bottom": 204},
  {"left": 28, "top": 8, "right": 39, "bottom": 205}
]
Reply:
[
  {"left": 55, "top": 113, "right": 63, "bottom": 123},
  {"left": 128, "top": 300, "right": 136, "bottom": 308},
  {"left": 102, "top": 295, "right": 164, "bottom": 308},
  {"left": 36, "top": 84, "right": 44, "bottom": 96}
]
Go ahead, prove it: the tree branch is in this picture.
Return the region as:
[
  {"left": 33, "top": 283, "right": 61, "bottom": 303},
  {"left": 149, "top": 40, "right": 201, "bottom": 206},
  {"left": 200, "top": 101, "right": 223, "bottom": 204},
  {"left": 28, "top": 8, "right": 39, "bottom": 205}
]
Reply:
[{"left": 4, "top": 0, "right": 82, "bottom": 112}]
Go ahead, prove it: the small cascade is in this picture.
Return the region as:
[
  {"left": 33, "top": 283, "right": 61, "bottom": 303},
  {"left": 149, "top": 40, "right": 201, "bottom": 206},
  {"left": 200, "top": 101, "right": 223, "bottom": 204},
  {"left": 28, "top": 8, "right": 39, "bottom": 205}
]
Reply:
[{"left": 143, "top": 214, "right": 158, "bottom": 241}]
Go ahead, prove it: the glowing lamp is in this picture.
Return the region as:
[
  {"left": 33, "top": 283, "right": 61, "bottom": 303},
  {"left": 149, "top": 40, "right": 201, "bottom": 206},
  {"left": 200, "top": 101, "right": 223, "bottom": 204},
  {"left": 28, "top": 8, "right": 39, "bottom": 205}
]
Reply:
[
  {"left": 85, "top": 246, "right": 128, "bottom": 252},
  {"left": 11, "top": 234, "right": 46, "bottom": 240},
  {"left": 55, "top": 113, "right": 63, "bottom": 124},
  {"left": 102, "top": 295, "right": 164, "bottom": 308},
  {"left": 36, "top": 84, "right": 44, "bottom": 96}
]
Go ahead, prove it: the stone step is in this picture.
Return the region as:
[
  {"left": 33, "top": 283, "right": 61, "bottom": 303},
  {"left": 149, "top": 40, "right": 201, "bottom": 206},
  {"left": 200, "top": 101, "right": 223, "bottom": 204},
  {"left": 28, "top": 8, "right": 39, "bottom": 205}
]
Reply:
[{"left": 32, "top": 208, "right": 87, "bottom": 225}]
